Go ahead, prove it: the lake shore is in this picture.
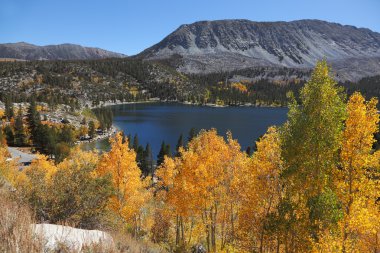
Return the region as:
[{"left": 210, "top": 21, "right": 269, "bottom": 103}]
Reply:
[{"left": 90, "top": 99, "right": 286, "bottom": 109}]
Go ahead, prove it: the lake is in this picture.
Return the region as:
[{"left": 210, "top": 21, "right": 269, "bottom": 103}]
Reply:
[{"left": 81, "top": 102, "right": 288, "bottom": 157}]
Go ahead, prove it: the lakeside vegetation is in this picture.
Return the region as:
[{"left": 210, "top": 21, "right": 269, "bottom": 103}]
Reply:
[
  {"left": 1, "top": 61, "right": 380, "bottom": 252},
  {"left": 0, "top": 100, "right": 113, "bottom": 162}
]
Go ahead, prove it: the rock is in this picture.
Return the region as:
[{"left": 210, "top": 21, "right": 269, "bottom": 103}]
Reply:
[{"left": 31, "top": 224, "right": 114, "bottom": 251}]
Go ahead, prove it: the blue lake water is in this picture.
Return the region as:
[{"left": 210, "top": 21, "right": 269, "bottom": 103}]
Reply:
[{"left": 82, "top": 102, "right": 288, "bottom": 158}]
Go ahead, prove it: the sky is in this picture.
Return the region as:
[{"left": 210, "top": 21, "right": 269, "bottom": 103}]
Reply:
[{"left": 1, "top": 0, "right": 379, "bottom": 55}]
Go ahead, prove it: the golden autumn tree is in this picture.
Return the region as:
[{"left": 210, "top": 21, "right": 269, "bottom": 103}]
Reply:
[
  {"left": 18, "top": 149, "right": 112, "bottom": 227},
  {"left": 97, "top": 132, "right": 151, "bottom": 237},
  {"left": 18, "top": 154, "right": 58, "bottom": 220},
  {"left": 0, "top": 144, "right": 19, "bottom": 188},
  {"left": 156, "top": 129, "right": 248, "bottom": 252},
  {"left": 336, "top": 92, "right": 380, "bottom": 252},
  {"left": 238, "top": 127, "right": 284, "bottom": 253}
]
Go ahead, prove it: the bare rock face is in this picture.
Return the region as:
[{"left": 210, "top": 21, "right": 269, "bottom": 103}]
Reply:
[
  {"left": 139, "top": 19, "right": 380, "bottom": 77},
  {"left": 0, "top": 42, "right": 125, "bottom": 60}
]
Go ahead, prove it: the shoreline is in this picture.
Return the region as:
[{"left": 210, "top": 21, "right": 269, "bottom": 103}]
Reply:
[
  {"left": 89, "top": 99, "right": 287, "bottom": 109},
  {"left": 75, "top": 125, "right": 118, "bottom": 145}
]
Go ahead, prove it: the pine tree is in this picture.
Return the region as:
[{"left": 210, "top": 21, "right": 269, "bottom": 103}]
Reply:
[
  {"left": 27, "top": 99, "right": 41, "bottom": 145},
  {"left": 133, "top": 134, "right": 139, "bottom": 151},
  {"left": 88, "top": 121, "right": 95, "bottom": 138},
  {"left": 187, "top": 127, "right": 197, "bottom": 143},
  {"left": 165, "top": 144, "right": 171, "bottom": 158},
  {"left": 0, "top": 127, "right": 5, "bottom": 146},
  {"left": 127, "top": 134, "right": 132, "bottom": 149},
  {"left": 157, "top": 141, "right": 166, "bottom": 167},
  {"left": 175, "top": 133, "right": 183, "bottom": 157},
  {"left": 141, "top": 143, "right": 153, "bottom": 176},
  {"left": 5, "top": 98, "right": 14, "bottom": 120},
  {"left": 4, "top": 125, "right": 14, "bottom": 146},
  {"left": 14, "top": 107, "right": 26, "bottom": 146}
]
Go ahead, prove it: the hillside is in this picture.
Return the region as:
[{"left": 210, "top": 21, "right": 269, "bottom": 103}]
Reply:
[
  {"left": 0, "top": 58, "right": 201, "bottom": 108},
  {"left": 0, "top": 42, "right": 125, "bottom": 60}
]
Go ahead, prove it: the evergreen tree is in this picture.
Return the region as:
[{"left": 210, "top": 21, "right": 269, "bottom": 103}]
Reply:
[
  {"left": 165, "top": 144, "right": 171, "bottom": 158},
  {"left": 157, "top": 141, "right": 166, "bottom": 167},
  {"left": 59, "top": 126, "right": 75, "bottom": 145},
  {"left": 4, "top": 125, "right": 14, "bottom": 146},
  {"left": 127, "top": 134, "right": 132, "bottom": 149},
  {"left": 88, "top": 121, "right": 95, "bottom": 138},
  {"left": 136, "top": 145, "right": 145, "bottom": 165},
  {"left": 0, "top": 127, "right": 4, "bottom": 145},
  {"left": 188, "top": 127, "right": 197, "bottom": 143},
  {"left": 175, "top": 133, "right": 183, "bottom": 157},
  {"left": 27, "top": 99, "right": 41, "bottom": 145},
  {"left": 14, "top": 107, "right": 26, "bottom": 146},
  {"left": 133, "top": 134, "right": 139, "bottom": 151},
  {"left": 246, "top": 146, "right": 252, "bottom": 156},
  {"left": 5, "top": 98, "right": 14, "bottom": 120},
  {"left": 141, "top": 143, "right": 153, "bottom": 176}
]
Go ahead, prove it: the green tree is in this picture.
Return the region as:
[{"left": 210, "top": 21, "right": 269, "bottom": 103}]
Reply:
[
  {"left": 281, "top": 60, "right": 346, "bottom": 244},
  {"left": 4, "top": 98, "right": 14, "bottom": 120},
  {"left": 88, "top": 120, "right": 95, "bottom": 138},
  {"left": 59, "top": 125, "right": 75, "bottom": 145},
  {"left": 175, "top": 133, "right": 183, "bottom": 157},
  {"left": 14, "top": 107, "right": 26, "bottom": 146},
  {"left": 157, "top": 141, "right": 166, "bottom": 167},
  {"left": 141, "top": 143, "right": 153, "bottom": 176},
  {"left": 133, "top": 134, "right": 139, "bottom": 151},
  {"left": 27, "top": 99, "right": 41, "bottom": 145},
  {"left": 188, "top": 127, "right": 197, "bottom": 143},
  {"left": 4, "top": 125, "right": 14, "bottom": 146}
]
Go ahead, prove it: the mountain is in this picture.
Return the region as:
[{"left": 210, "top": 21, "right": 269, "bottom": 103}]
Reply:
[
  {"left": 0, "top": 42, "right": 125, "bottom": 60},
  {"left": 138, "top": 19, "right": 380, "bottom": 78}
]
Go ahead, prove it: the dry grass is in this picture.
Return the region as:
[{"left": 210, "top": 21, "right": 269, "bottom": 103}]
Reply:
[
  {"left": 0, "top": 189, "right": 166, "bottom": 252},
  {"left": 0, "top": 190, "right": 43, "bottom": 253},
  {"left": 110, "top": 232, "right": 166, "bottom": 253}
]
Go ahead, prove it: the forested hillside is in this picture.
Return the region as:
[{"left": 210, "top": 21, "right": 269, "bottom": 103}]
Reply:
[
  {"left": 1, "top": 58, "right": 380, "bottom": 109},
  {"left": 0, "top": 58, "right": 201, "bottom": 108}
]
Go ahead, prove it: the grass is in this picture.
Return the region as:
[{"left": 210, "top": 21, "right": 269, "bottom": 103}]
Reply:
[
  {"left": 0, "top": 189, "right": 166, "bottom": 252},
  {"left": 0, "top": 190, "right": 43, "bottom": 253}
]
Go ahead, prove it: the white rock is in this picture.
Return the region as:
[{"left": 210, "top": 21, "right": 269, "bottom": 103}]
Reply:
[{"left": 32, "top": 224, "right": 113, "bottom": 251}]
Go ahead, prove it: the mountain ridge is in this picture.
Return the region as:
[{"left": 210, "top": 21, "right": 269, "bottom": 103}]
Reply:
[
  {"left": 0, "top": 42, "right": 125, "bottom": 60},
  {"left": 138, "top": 19, "right": 380, "bottom": 77}
]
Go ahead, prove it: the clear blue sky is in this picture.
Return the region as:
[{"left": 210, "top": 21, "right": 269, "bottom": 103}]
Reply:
[{"left": 1, "top": 0, "right": 379, "bottom": 55}]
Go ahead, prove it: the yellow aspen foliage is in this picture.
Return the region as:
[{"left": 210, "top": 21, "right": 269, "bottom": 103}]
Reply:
[
  {"left": 337, "top": 92, "right": 380, "bottom": 252},
  {"left": 156, "top": 129, "right": 248, "bottom": 252},
  {"left": 97, "top": 132, "right": 151, "bottom": 235},
  {"left": 238, "top": 127, "right": 283, "bottom": 252},
  {"left": 0, "top": 145, "right": 19, "bottom": 186},
  {"left": 23, "top": 154, "right": 57, "bottom": 183},
  {"left": 231, "top": 82, "right": 248, "bottom": 93},
  {"left": 311, "top": 228, "right": 342, "bottom": 253},
  {"left": 58, "top": 147, "right": 98, "bottom": 172}
]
